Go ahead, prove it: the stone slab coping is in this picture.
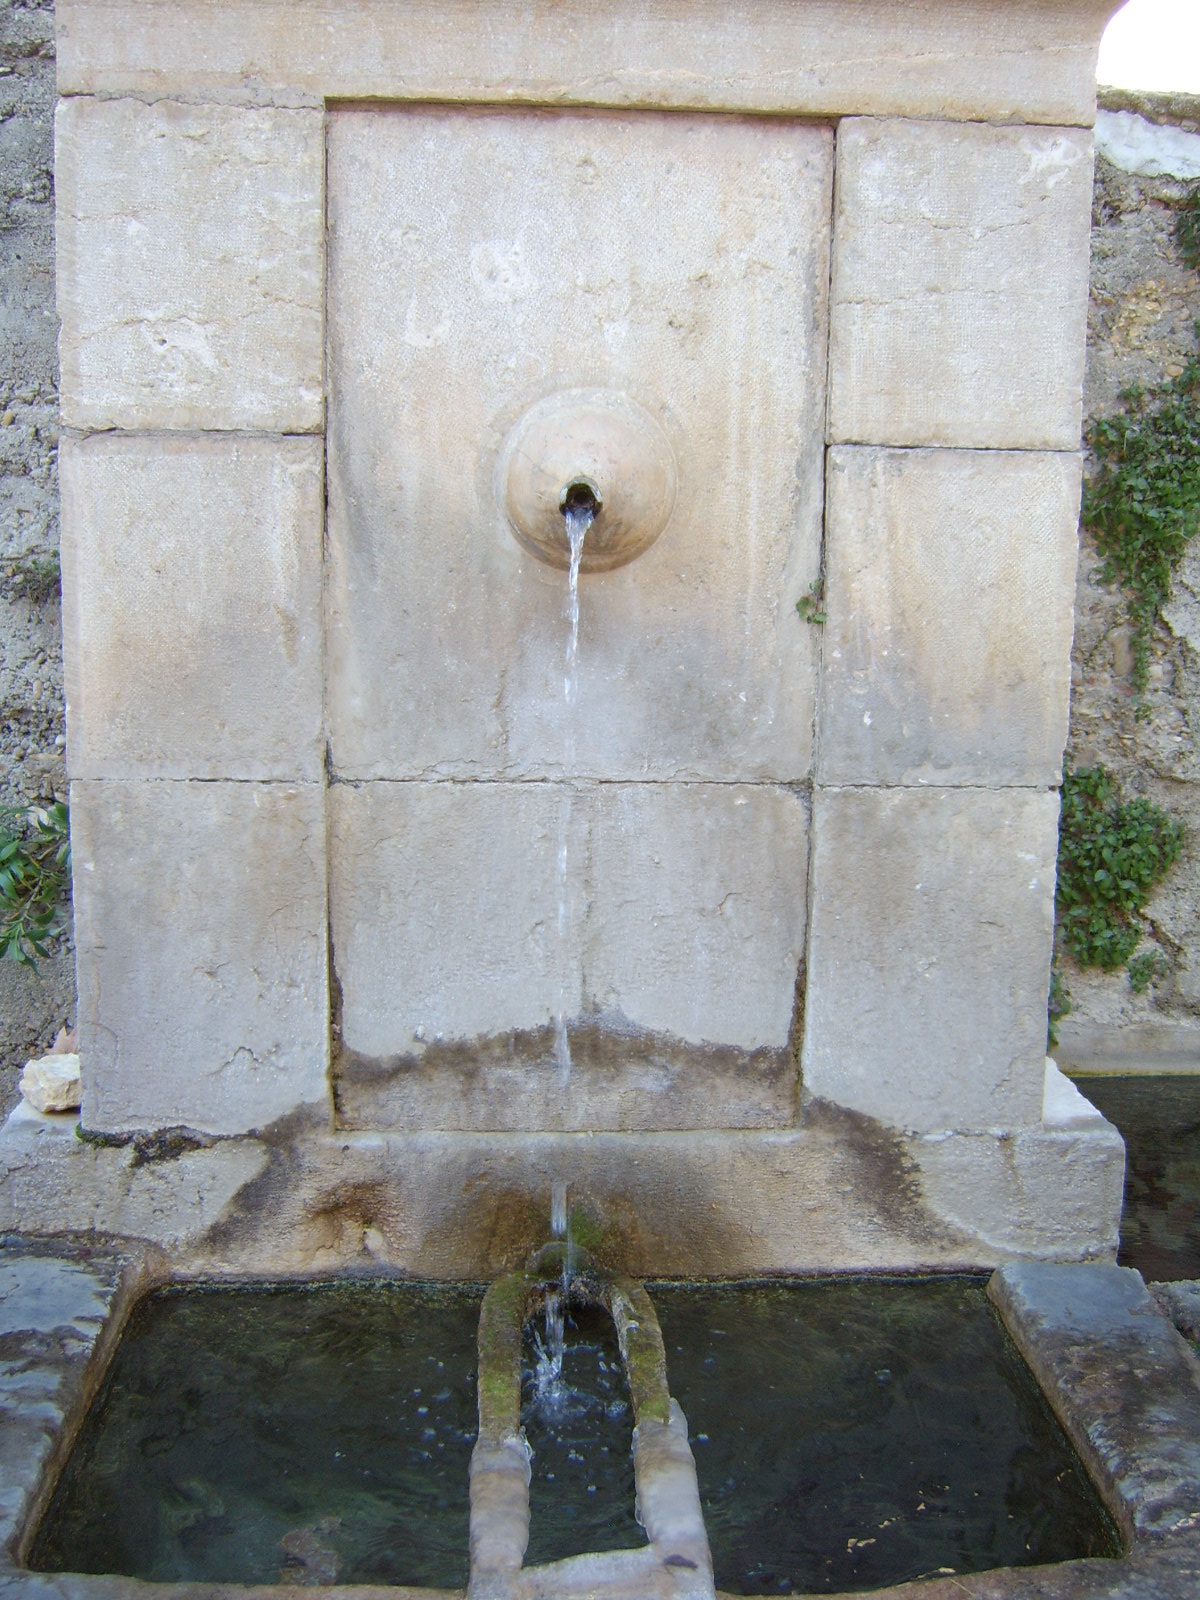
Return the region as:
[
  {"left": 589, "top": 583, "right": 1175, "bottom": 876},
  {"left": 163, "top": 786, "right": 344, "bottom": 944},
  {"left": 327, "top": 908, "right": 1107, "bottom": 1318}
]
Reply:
[
  {"left": 989, "top": 1261, "right": 1200, "bottom": 1542},
  {"left": 1056, "top": 1019, "right": 1200, "bottom": 1076},
  {"left": 56, "top": 0, "right": 1115, "bottom": 126},
  {"left": 4, "top": 1248, "right": 1200, "bottom": 1598}
]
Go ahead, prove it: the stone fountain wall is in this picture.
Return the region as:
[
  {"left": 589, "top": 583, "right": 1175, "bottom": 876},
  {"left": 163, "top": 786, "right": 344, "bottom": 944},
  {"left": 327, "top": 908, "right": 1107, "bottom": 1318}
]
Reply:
[{"left": 0, "top": 0, "right": 1133, "bottom": 1270}]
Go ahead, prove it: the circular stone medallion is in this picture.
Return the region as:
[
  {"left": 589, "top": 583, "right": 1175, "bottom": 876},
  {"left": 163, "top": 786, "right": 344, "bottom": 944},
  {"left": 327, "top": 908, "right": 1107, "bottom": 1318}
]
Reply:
[{"left": 498, "top": 389, "right": 678, "bottom": 572}]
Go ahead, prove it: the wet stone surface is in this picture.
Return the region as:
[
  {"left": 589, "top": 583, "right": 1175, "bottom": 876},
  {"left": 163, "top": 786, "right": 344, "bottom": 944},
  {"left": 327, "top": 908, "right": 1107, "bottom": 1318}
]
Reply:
[
  {"left": 0, "top": 1240, "right": 128, "bottom": 1557},
  {"left": 1152, "top": 1279, "right": 1200, "bottom": 1347},
  {"left": 990, "top": 1261, "right": 1200, "bottom": 1542}
]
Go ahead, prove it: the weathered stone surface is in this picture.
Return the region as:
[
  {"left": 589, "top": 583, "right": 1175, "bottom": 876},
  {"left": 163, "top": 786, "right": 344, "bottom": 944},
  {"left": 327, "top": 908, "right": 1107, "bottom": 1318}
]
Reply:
[
  {"left": 990, "top": 1261, "right": 1200, "bottom": 1539},
  {"left": 329, "top": 780, "right": 808, "bottom": 1130},
  {"left": 72, "top": 780, "right": 329, "bottom": 1135},
  {"left": 819, "top": 447, "right": 1081, "bottom": 786},
  {"left": 0, "top": 1103, "right": 1122, "bottom": 1277},
  {"left": 0, "top": 1099, "right": 269, "bottom": 1248},
  {"left": 56, "top": 97, "right": 323, "bottom": 432},
  {"left": 1043, "top": 1059, "right": 1111, "bottom": 1132},
  {"left": 1152, "top": 1280, "right": 1200, "bottom": 1345},
  {"left": 326, "top": 108, "right": 828, "bottom": 782},
  {"left": 0, "top": 1, "right": 75, "bottom": 1120},
  {"left": 829, "top": 119, "right": 1095, "bottom": 451},
  {"left": 801, "top": 787, "right": 1058, "bottom": 1133},
  {"left": 917, "top": 1120, "right": 1124, "bottom": 1263},
  {"left": 55, "top": 0, "right": 1116, "bottom": 125},
  {"left": 18, "top": 1052, "right": 80, "bottom": 1114},
  {"left": 1055, "top": 1019, "right": 1200, "bottom": 1074},
  {"left": 61, "top": 435, "right": 324, "bottom": 781}
]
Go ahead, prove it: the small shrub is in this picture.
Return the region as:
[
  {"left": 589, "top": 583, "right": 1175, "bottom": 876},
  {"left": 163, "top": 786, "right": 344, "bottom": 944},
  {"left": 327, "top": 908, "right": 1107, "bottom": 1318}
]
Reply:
[
  {"left": 795, "top": 579, "right": 826, "bottom": 625},
  {"left": 1, "top": 550, "right": 60, "bottom": 605},
  {"left": 0, "top": 799, "right": 71, "bottom": 966},
  {"left": 1127, "top": 949, "right": 1169, "bottom": 993},
  {"left": 1056, "top": 765, "right": 1184, "bottom": 973}
]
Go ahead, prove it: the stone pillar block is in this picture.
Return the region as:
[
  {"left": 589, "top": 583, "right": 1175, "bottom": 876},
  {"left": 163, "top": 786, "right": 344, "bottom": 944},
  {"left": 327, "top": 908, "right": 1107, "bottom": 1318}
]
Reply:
[
  {"left": 801, "top": 787, "right": 1057, "bottom": 1133},
  {"left": 61, "top": 435, "right": 324, "bottom": 781},
  {"left": 818, "top": 446, "right": 1081, "bottom": 786},
  {"left": 828, "top": 118, "right": 1094, "bottom": 450},
  {"left": 56, "top": 98, "right": 324, "bottom": 431},
  {"left": 73, "top": 781, "right": 329, "bottom": 1135},
  {"left": 329, "top": 780, "right": 807, "bottom": 1130}
]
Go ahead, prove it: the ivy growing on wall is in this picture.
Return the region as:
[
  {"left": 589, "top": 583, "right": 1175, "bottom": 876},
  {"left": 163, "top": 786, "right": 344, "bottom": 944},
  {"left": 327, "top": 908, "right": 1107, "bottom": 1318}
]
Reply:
[
  {"left": 1057, "top": 765, "right": 1183, "bottom": 971},
  {"left": 1082, "top": 338, "right": 1200, "bottom": 696},
  {"left": 1051, "top": 765, "right": 1184, "bottom": 1042},
  {"left": 1050, "top": 180, "right": 1200, "bottom": 1043}
]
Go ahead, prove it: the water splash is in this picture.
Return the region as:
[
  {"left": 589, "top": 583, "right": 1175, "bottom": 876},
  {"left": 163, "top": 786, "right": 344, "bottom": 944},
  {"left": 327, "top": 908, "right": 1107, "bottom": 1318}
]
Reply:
[
  {"left": 533, "top": 1286, "right": 567, "bottom": 1407},
  {"left": 533, "top": 1182, "right": 574, "bottom": 1412},
  {"left": 552, "top": 504, "right": 592, "bottom": 1084}
]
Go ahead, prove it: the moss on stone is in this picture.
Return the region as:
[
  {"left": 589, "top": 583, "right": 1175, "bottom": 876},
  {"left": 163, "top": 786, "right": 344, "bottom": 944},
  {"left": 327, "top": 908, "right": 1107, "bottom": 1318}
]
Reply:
[
  {"left": 612, "top": 1279, "right": 671, "bottom": 1427},
  {"left": 476, "top": 1271, "right": 531, "bottom": 1439}
]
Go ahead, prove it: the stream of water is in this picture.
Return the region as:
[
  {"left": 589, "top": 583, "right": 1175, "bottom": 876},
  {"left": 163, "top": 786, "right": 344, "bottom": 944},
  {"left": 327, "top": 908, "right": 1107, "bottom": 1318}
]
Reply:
[
  {"left": 532, "top": 1181, "right": 573, "bottom": 1410},
  {"left": 552, "top": 504, "right": 591, "bottom": 1083}
]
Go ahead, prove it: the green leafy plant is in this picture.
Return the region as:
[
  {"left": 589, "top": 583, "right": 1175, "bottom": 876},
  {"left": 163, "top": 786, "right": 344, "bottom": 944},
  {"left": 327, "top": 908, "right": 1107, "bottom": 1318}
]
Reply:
[
  {"left": 1056, "top": 765, "right": 1183, "bottom": 976},
  {"left": 1047, "top": 956, "right": 1071, "bottom": 1051},
  {"left": 1175, "top": 179, "right": 1200, "bottom": 271},
  {"left": 0, "top": 799, "right": 71, "bottom": 966},
  {"left": 1, "top": 550, "right": 60, "bottom": 605},
  {"left": 1082, "top": 343, "right": 1200, "bottom": 697},
  {"left": 795, "top": 579, "right": 826, "bottom": 625},
  {"left": 1127, "top": 949, "right": 1169, "bottom": 994}
]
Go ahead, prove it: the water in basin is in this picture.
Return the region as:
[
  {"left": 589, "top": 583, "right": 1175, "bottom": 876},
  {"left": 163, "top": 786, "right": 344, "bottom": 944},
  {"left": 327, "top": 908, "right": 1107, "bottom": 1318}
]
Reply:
[
  {"left": 652, "top": 1276, "right": 1120, "bottom": 1594},
  {"left": 29, "top": 1274, "right": 1118, "bottom": 1592},
  {"left": 30, "top": 1280, "right": 482, "bottom": 1587},
  {"left": 1074, "top": 1074, "right": 1200, "bottom": 1281},
  {"left": 523, "top": 1300, "right": 642, "bottom": 1566}
]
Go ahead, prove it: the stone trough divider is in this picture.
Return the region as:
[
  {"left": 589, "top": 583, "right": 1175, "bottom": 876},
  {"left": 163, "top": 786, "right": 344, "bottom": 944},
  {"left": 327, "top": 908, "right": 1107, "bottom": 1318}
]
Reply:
[{"left": 469, "top": 1265, "right": 714, "bottom": 1600}]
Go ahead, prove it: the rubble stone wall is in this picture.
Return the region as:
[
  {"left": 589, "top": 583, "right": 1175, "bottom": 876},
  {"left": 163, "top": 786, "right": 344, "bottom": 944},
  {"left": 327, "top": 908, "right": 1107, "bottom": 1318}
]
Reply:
[
  {"left": 1057, "top": 88, "right": 1200, "bottom": 1071},
  {"left": 0, "top": 0, "right": 73, "bottom": 1110}
]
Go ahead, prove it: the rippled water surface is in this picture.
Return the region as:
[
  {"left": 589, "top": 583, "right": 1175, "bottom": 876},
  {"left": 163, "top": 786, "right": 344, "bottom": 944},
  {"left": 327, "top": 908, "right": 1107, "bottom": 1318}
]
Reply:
[
  {"left": 31, "top": 1275, "right": 1119, "bottom": 1593},
  {"left": 651, "top": 1277, "right": 1120, "bottom": 1595},
  {"left": 522, "top": 1301, "right": 642, "bottom": 1565},
  {"left": 1075, "top": 1073, "right": 1200, "bottom": 1281},
  {"left": 31, "top": 1281, "right": 482, "bottom": 1587}
]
